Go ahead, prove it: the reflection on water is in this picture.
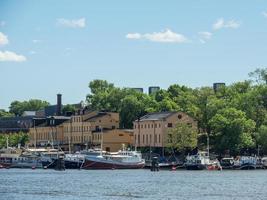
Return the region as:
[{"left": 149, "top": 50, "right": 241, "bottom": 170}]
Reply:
[{"left": 1, "top": 169, "right": 267, "bottom": 200}]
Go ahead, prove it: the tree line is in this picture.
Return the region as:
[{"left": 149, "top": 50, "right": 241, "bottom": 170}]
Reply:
[{"left": 1, "top": 68, "right": 267, "bottom": 156}]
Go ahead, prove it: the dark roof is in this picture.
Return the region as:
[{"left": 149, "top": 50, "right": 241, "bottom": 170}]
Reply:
[
  {"left": 0, "top": 116, "right": 34, "bottom": 132},
  {"left": 137, "top": 112, "right": 177, "bottom": 122},
  {"left": 84, "top": 112, "right": 110, "bottom": 122}
]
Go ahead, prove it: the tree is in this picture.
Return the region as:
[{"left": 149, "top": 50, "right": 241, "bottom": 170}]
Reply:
[
  {"left": 209, "top": 108, "right": 256, "bottom": 155},
  {"left": 9, "top": 99, "right": 50, "bottom": 116},
  {"left": 119, "top": 95, "right": 146, "bottom": 128},
  {"left": 62, "top": 104, "right": 76, "bottom": 115},
  {"left": 255, "top": 125, "right": 267, "bottom": 154},
  {"left": 166, "top": 122, "right": 198, "bottom": 152},
  {"left": 0, "top": 109, "right": 14, "bottom": 117},
  {"left": 249, "top": 68, "right": 267, "bottom": 84}
]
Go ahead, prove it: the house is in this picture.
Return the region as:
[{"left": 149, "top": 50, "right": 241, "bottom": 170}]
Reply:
[{"left": 133, "top": 111, "right": 197, "bottom": 148}]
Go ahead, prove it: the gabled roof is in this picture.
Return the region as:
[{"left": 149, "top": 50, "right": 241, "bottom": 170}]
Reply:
[{"left": 137, "top": 112, "right": 177, "bottom": 122}]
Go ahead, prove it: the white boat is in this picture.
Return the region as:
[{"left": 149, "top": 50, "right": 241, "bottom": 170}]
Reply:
[
  {"left": 233, "top": 156, "right": 257, "bottom": 170},
  {"left": 184, "top": 151, "right": 210, "bottom": 170},
  {"left": 82, "top": 150, "right": 145, "bottom": 169}
]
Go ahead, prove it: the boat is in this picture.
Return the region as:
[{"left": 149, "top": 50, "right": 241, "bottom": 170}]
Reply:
[
  {"left": 64, "top": 153, "right": 85, "bottom": 169},
  {"left": 261, "top": 157, "right": 267, "bottom": 169},
  {"left": 184, "top": 151, "right": 210, "bottom": 170},
  {"left": 220, "top": 157, "right": 235, "bottom": 169},
  {"left": 82, "top": 149, "right": 145, "bottom": 170},
  {"left": 0, "top": 147, "right": 21, "bottom": 169},
  {"left": 40, "top": 148, "right": 65, "bottom": 170},
  {"left": 233, "top": 156, "right": 257, "bottom": 170}
]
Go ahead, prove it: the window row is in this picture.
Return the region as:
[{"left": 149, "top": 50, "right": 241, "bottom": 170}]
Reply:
[
  {"left": 135, "top": 133, "right": 161, "bottom": 145},
  {"left": 134, "top": 123, "right": 162, "bottom": 129}
]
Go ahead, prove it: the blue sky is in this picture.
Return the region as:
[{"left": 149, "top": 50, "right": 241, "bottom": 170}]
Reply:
[{"left": 1, "top": 0, "right": 267, "bottom": 109}]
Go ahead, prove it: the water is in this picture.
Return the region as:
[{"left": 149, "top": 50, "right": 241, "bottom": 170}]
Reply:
[{"left": 1, "top": 169, "right": 267, "bottom": 200}]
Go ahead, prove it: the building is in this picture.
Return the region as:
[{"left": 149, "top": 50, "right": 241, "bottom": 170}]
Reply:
[
  {"left": 92, "top": 129, "right": 134, "bottom": 152},
  {"left": 28, "top": 110, "right": 128, "bottom": 152},
  {"left": 133, "top": 111, "right": 197, "bottom": 148},
  {"left": 131, "top": 88, "right": 144, "bottom": 93},
  {"left": 0, "top": 116, "right": 34, "bottom": 134},
  {"left": 148, "top": 86, "right": 160, "bottom": 95},
  {"left": 28, "top": 116, "right": 70, "bottom": 147},
  {"left": 213, "top": 83, "right": 226, "bottom": 93}
]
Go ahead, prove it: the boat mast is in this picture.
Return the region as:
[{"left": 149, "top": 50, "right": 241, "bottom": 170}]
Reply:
[
  {"left": 6, "top": 135, "right": 9, "bottom": 148},
  {"left": 100, "top": 126, "right": 103, "bottom": 156},
  {"left": 207, "top": 133, "right": 209, "bottom": 158}
]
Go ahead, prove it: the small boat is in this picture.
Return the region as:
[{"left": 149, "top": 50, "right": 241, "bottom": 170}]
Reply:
[
  {"left": 0, "top": 147, "right": 21, "bottom": 169},
  {"left": 220, "top": 157, "right": 235, "bottom": 169},
  {"left": 184, "top": 151, "right": 210, "bottom": 170},
  {"left": 82, "top": 149, "right": 145, "bottom": 170}
]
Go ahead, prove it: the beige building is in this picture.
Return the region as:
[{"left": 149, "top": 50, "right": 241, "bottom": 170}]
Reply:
[
  {"left": 93, "top": 129, "right": 134, "bottom": 152},
  {"left": 29, "top": 111, "right": 132, "bottom": 152},
  {"left": 133, "top": 111, "right": 197, "bottom": 148}
]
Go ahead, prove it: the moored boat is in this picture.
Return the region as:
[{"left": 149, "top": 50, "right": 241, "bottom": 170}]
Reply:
[
  {"left": 82, "top": 150, "right": 145, "bottom": 170},
  {"left": 184, "top": 151, "right": 210, "bottom": 170}
]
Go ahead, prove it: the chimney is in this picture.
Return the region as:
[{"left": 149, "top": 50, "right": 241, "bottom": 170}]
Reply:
[{"left": 57, "top": 94, "right": 62, "bottom": 116}]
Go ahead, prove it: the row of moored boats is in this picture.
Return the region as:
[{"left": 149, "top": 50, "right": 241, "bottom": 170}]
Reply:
[{"left": 1, "top": 148, "right": 267, "bottom": 170}]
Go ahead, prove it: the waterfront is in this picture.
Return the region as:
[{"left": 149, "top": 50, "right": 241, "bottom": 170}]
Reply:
[{"left": 1, "top": 169, "right": 267, "bottom": 200}]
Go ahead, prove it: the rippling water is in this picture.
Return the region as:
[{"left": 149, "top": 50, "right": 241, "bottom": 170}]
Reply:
[{"left": 1, "top": 169, "right": 267, "bottom": 200}]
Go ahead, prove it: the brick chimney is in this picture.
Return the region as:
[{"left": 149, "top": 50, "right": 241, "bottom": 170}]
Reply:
[{"left": 57, "top": 94, "right": 62, "bottom": 116}]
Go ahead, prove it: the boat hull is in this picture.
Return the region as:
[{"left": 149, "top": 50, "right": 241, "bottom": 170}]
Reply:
[
  {"left": 64, "top": 160, "right": 84, "bottom": 169},
  {"left": 82, "top": 158, "right": 145, "bottom": 170},
  {"left": 185, "top": 164, "right": 206, "bottom": 170}
]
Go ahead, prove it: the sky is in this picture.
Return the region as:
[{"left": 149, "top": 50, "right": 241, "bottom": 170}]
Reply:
[{"left": 1, "top": 0, "right": 267, "bottom": 109}]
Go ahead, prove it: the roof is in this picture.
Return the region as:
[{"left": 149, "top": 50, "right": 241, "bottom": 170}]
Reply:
[
  {"left": 22, "top": 111, "right": 36, "bottom": 116},
  {"left": 137, "top": 112, "right": 177, "bottom": 122},
  {"left": 84, "top": 112, "right": 110, "bottom": 122}
]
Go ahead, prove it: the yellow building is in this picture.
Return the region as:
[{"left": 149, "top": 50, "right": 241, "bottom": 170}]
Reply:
[
  {"left": 93, "top": 129, "right": 134, "bottom": 152},
  {"left": 133, "top": 111, "right": 197, "bottom": 148},
  {"left": 29, "top": 111, "right": 130, "bottom": 152}
]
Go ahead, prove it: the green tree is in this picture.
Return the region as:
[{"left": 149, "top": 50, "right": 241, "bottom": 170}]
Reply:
[
  {"left": 209, "top": 108, "right": 256, "bottom": 155},
  {"left": 0, "top": 109, "right": 14, "bottom": 117},
  {"left": 9, "top": 99, "right": 50, "bottom": 116},
  {"left": 166, "top": 122, "right": 198, "bottom": 152},
  {"left": 62, "top": 104, "right": 76, "bottom": 115},
  {"left": 255, "top": 125, "right": 267, "bottom": 154}
]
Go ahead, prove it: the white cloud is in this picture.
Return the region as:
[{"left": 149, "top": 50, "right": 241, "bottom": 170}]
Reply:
[
  {"left": 262, "top": 11, "right": 267, "bottom": 18},
  {"left": 198, "top": 31, "right": 212, "bottom": 44},
  {"left": 126, "top": 29, "right": 189, "bottom": 43},
  {"left": 57, "top": 18, "right": 86, "bottom": 28},
  {"left": 0, "top": 32, "right": 9, "bottom": 46},
  {"left": 0, "top": 51, "right": 26, "bottom": 62},
  {"left": 213, "top": 18, "right": 240, "bottom": 30}
]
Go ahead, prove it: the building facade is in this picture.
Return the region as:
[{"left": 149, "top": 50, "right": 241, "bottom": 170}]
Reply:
[{"left": 133, "top": 111, "right": 197, "bottom": 148}]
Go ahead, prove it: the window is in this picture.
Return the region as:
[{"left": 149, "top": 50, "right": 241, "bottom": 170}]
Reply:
[
  {"left": 168, "top": 123, "right": 173, "bottom": 128},
  {"left": 119, "top": 134, "right": 124, "bottom": 136},
  {"left": 148, "top": 124, "right": 150, "bottom": 128},
  {"left": 159, "top": 124, "right": 161, "bottom": 128},
  {"left": 143, "top": 135, "right": 145, "bottom": 143},
  {"left": 159, "top": 134, "right": 161, "bottom": 143},
  {"left": 151, "top": 124, "right": 153, "bottom": 128},
  {"left": 155, "top": 124, "right": 157, "bottom": 128},
  {"left": 112, "top": 126, "right": 115, "bottom": 129},
  {"left": 138, "top": 135, "right": 140, "bottom": 144},
  {"left": 145, "top": 124, "right": 146, "bottom": 128},
  {"left": 178, "top": 114, "right": 182, "bottom": 119},
  {"left": 141, "top": 124, "right": 143, "bottom": 128}
]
